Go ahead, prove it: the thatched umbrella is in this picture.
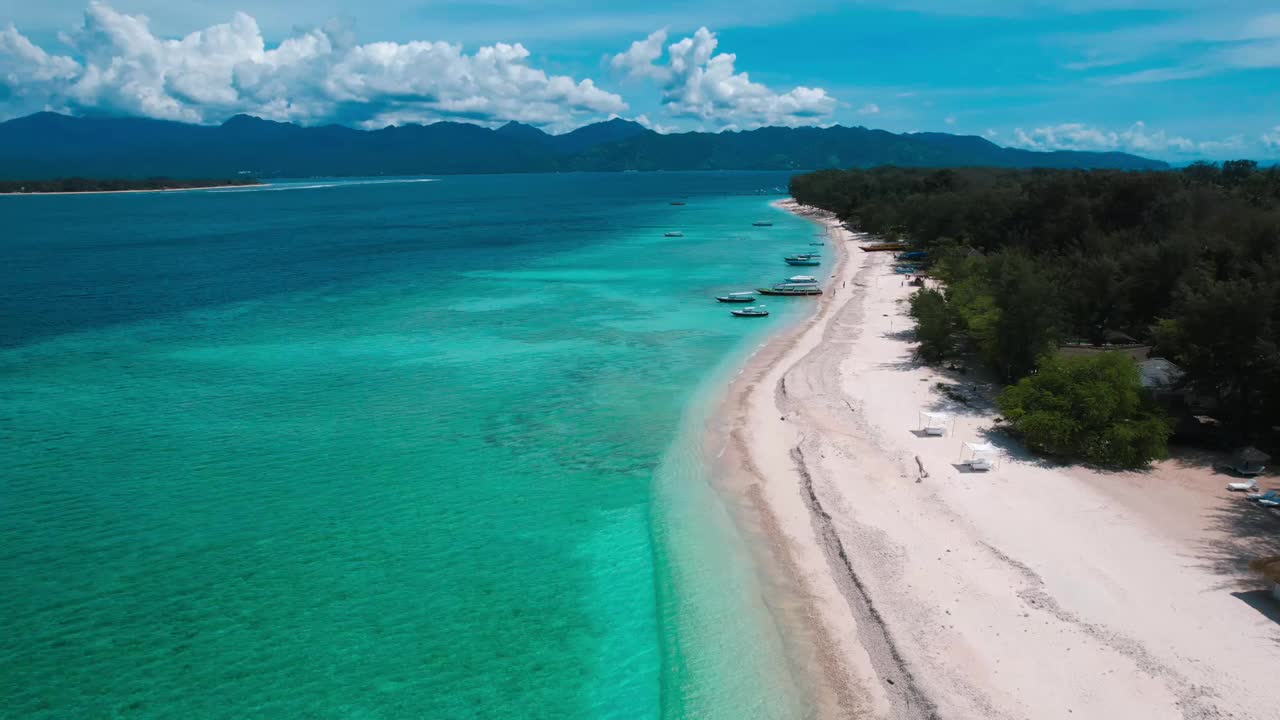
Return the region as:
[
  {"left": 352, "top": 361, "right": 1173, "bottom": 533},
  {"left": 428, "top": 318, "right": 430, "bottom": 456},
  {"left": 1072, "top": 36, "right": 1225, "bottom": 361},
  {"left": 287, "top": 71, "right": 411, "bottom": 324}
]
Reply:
[
  {"left": 1239, "top": 446, "right": 1271, "bottom": 463},
  {"left": 1248, "top": 556, "right": 1280, "bottom": 584}
]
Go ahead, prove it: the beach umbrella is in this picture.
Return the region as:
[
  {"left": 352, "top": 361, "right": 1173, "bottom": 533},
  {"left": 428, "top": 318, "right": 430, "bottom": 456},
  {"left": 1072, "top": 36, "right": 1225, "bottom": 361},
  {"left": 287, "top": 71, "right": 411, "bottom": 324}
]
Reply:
[{"left": 1238, "top": 446, "right": 1271, "bottom": 463}]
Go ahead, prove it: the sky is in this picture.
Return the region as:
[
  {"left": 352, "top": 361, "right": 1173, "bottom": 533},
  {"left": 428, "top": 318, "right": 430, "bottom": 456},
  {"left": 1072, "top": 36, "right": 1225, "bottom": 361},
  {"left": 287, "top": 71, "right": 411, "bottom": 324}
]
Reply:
[{"left": 1, "top": 1, "right": 1277, "bottom": 160}]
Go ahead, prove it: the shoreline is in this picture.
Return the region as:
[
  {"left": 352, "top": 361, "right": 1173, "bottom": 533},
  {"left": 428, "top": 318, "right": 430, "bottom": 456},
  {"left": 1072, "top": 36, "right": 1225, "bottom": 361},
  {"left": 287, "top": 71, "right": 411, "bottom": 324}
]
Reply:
[
  {"left": 711, "top": 200, "right": 1280, "bottom": 719},
  {"left": 0, "top": 183, "right": 268, "bottom": 197}
]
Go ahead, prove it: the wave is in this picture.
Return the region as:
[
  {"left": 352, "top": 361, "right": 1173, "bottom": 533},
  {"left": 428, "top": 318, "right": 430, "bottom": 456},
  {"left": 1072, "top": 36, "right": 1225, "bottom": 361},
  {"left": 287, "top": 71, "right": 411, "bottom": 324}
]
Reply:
[{"left": 213, "top": 178, "right": 440, "bottom": 193}]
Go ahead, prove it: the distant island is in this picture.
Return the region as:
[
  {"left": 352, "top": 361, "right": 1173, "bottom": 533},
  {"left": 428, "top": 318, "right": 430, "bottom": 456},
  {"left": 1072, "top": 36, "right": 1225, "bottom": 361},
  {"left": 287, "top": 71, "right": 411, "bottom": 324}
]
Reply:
[
  {"left": 0, "top": 177, "right": 261, "bottom": 195},
  {"left": 0, "top": 112, "right": 1168, "bottom": 180}
]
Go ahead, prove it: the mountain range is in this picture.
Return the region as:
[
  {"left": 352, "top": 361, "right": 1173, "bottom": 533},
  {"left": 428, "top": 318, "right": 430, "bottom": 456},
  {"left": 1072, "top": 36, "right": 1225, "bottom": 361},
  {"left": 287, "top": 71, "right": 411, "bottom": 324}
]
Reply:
[{"left": 0, "top": 112, "right": 1168, "bottom": 179}]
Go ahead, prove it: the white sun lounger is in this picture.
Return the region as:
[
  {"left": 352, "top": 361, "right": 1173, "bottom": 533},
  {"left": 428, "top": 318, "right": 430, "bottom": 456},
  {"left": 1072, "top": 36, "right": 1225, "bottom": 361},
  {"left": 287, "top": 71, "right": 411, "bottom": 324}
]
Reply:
[{"left": 1227, "top": 478, "right": 1259, "bottom": 492}]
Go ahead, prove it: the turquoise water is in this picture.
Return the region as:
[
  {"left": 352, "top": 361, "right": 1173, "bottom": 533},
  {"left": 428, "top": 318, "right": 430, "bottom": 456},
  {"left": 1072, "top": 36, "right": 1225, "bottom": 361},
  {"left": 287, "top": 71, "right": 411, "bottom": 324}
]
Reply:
[{"left": 0, "top": 173, "right": 823, "bottom": 719}]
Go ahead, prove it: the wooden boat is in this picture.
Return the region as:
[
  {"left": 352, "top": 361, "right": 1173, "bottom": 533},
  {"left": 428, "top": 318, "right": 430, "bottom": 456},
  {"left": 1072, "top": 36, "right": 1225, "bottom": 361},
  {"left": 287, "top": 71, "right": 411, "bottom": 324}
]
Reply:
[
  {"left": 752, "top": 221, "right": 774, "bottom": 227},
  {"left": 784, "top": 275, "right": 818, "bottom": 284},
  {"left": 664, "top": 231, "right": 684, "bottom": 237},
  {"left": 670, "top": 201, "right": 686, "bottom": 206},
  {"left": 757, "top": 283, "right": 822, "bottom": 296},
  {"left": 731, "top": 305, "right": 769, "bottom": 317},
  {"left": 716, "top": 292, "right": 757, "bottom": 303},
  {"left": 785, "top": 256, "right": 820, "bottom": 266},
  {"left": 860, "top": 243, "right": 908, "bottom": 252}
]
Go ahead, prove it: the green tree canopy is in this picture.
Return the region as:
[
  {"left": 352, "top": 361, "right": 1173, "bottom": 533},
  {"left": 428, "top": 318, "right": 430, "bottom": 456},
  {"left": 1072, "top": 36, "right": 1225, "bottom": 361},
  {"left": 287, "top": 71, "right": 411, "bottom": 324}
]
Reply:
[{"left": 996, "top": 353, "right": 1173, "bottom": 468}]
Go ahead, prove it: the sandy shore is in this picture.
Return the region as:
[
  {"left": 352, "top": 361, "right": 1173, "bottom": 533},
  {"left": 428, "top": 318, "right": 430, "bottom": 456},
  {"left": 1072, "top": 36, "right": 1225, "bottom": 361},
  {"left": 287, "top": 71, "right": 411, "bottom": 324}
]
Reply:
[
  {"left": 0, "top": 183, "right": 267, "bottom": 196},
  {"left": 716, "top": 200, "right": 1280, "bottom": 719}
]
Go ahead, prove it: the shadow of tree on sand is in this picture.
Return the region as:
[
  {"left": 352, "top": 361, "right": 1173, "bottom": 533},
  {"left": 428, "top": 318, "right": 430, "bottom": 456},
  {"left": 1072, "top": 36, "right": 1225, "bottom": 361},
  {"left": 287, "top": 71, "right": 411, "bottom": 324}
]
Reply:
[{"left": 1193, "top": 496, "right": 1280, "bottom": 598}]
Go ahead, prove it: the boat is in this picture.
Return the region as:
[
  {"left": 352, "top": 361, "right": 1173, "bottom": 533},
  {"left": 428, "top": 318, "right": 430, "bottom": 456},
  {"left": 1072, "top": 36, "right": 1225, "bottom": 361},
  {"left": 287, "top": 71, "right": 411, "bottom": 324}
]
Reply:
[
  {"left": 785, "top": 256, "right": 821, "bottom": 266},
  {"left": 664, "top": 231, "right": 684, "bottom": 237},
  {"left": 860, "top": 243, "right": 909, "bottom": 252},
  {"left": 809, "top": 242, "right": 825, "bottom": 246},
  {"left": 785, "top": 275, "right": 818, "bottom": 284},
  {"left": 791, "top": 252, "right": 820, "bottom": 258},
  {"left": 757, "top": 282, "right": 822, "bottom": 296},
  {"left": 716, "top": 292, "right": 757, "bottom": 303},
  {"left": 752, "top": 221, "right": 773, "bottom": 227},
  {"left": 670, "top": 201, "right": 686, "bottom": 206},
  {"left": 731, "top": 305, "right": 769, "bottom": 317}
]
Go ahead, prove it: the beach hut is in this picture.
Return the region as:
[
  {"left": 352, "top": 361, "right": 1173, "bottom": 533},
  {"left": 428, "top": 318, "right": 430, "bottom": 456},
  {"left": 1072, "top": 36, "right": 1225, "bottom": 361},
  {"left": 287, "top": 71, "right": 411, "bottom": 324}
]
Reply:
[
  {"left": 960, "top": 441, "right": 999, "bottom": 471},
  {"left": 1230, "top": 446, "right": 1270, "bottom": 476},
  {"left": 918, "top": 411, "right": 952, "bottom": 437},
  {"left": 1248, "top": 556, "right": 1280, "bottom": 602}
]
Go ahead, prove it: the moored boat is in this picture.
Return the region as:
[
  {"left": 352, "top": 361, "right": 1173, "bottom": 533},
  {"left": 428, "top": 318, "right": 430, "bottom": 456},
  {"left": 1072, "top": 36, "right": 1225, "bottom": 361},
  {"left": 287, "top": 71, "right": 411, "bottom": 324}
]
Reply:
[
  {"left": 716, "top": 292, "right": 757, "bottom": 303},
  {"left": 785, "top": 256, "right": 821, "bottom": 266},
  {"left": 785, "top": 275, "right": 818, "bottom": 284},
  {"left": 664, "top": 231, "right": 684, "bottom": 237},
  {"left": 860, "top": 242, "right": 909, "bottom": 252},
  {"left": 757, "top": 282, "right": 822, "bottom": 296},
  {"left": 670, "top": 201, "right": 686, "bottom": 206},
  {"left": 731, "top": 305, "right": 769, "bottom": 317},
  {"left": 752, "top": 221, "right": 773, "bottom": 227}
]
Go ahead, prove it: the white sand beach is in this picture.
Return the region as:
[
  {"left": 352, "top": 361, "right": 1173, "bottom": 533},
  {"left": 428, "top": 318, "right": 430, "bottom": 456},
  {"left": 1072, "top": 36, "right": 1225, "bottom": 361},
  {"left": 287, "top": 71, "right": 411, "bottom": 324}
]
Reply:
[{"left": 716, "top": 200, "right": 1280, "bottom": 719}]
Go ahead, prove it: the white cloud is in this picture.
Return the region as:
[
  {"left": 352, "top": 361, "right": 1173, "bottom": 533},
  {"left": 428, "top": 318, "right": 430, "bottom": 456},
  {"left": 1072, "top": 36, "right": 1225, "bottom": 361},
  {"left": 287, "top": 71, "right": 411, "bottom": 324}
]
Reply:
[
  {"left": 856, "top": 102, "right": 880, "bottom": 115},
  {"left": 1263, "top": 126, "right": 1280, "bottom": 152},
  {"left": 610, "top": 28, "right": 670, "bottom": 81},
  {"left": 0, "top": 2, "right": 626, "bottom": 128},
  {"left": 984, "top": 128, "right": 998, "bottom": 138},
  {"left": 632, "top": 113, "right": 675, "bottom": 134},
  {"left": 944, "top": 115, "right": 956, "bottom": 125},
  {"left": 610, "top": 26, "right": 836, "bottom": 129},
  {"left": 1006, "top": 121, "right": 1241, "bottom": 157}
]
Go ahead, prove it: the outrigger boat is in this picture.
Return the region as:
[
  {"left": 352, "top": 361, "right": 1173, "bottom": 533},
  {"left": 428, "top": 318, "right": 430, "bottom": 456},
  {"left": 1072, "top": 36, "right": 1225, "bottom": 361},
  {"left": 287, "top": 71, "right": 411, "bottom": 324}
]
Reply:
[
  {"left": 664, "top": 231, "right": 684, "bottom": 237},
  {"left": 752, "top": 221, "right": 774, "bottom": 227},
  {"left": 731, "top": 305, "right": 769, "bottom": 317},
  {"left": 670, "top": 201, "right": 687, "bottom": 206},
  {"left": 860, "top": 242, "right": 909, "bottom": 252},
  {"left": 716, "top": 291, "right": 757, "bottom": 303},
  {"left": 785, "top": 256, "right": 821, "bottom": 266},
  {"left": 757, "top": 282, "right": 822, "bottom": 296},
  {"left": 784, "top": 275, "right": 818, "bottom": 284}
]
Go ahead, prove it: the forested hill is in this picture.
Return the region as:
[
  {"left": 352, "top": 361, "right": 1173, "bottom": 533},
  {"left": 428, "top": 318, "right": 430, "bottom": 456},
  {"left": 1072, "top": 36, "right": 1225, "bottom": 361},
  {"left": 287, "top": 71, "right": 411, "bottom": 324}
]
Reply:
[
  {"left": 791, "top": 163, "right": 1280, "bottom": 451},
  {"left": 0, "top": 112, "right": 1166, "bottom": 179}
]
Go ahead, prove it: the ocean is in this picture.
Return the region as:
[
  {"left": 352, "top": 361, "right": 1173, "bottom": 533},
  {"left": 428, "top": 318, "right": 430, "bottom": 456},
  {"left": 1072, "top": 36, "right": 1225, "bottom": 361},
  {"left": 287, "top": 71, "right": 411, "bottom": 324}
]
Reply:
[{"left": 0, "top": 173, "right": 824, "bottom": 719}]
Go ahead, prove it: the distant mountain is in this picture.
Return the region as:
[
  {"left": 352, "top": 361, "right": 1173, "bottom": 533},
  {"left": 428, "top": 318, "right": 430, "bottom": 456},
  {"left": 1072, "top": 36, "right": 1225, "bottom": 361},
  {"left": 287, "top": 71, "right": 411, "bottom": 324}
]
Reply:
[{"left": 0, "top": 112, "right": 1168, "bottom": 179}]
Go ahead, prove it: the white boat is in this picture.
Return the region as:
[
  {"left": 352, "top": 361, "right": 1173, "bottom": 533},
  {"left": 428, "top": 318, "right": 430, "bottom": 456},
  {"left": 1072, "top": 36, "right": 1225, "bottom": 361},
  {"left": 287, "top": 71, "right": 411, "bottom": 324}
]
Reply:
[
  {"left": 731, "top": 305, "right": 769, "bottom": 317},
  {"left": 785, "top": 275, "right": 818, "bottom": 284},
  {"left": 716, "top": 292, "right": 757, "bottom": 303}
]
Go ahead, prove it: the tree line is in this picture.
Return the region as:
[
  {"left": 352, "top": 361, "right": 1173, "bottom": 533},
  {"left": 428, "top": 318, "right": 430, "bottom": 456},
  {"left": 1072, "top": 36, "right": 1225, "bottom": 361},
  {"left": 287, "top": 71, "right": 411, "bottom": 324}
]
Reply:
[
  {"left": 791, "top": 162, "right": 1280, "bottom": 466},
  {"left": 0, "top": 177, "right": 259, "bottom": 194}
]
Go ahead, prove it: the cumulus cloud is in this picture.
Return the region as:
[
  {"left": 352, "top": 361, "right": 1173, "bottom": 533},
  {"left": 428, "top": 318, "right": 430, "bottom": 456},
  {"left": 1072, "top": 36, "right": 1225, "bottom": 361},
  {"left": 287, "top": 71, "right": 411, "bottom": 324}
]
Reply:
[
  {"left": 1263, "top": 126, "right": 1280, "bottom": 152},
  {"left": 0, "top": 2, "right": 626, "bottom": 128},
  {"left": 610, "top": 26, "right": 836, "bottom": 129},
  {"left": 1010, "top": 121, "right": 1197, "bottom": 154},
  {"left": 856, "top": 103, "right": 880, "bottom": 115}
]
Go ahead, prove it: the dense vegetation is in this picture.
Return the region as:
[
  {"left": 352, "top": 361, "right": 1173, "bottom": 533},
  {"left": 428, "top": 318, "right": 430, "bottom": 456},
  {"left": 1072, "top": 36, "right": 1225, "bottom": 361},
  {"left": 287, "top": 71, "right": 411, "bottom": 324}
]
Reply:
[
  {"left": 997, "top": 354, "right": 1173, "bottom": 467},
  {"left": 0, "top": 177, "right": 258, "bottom": 193},
  {"left": 793, "top": 162, "right": 1280, "bottom": 464}
]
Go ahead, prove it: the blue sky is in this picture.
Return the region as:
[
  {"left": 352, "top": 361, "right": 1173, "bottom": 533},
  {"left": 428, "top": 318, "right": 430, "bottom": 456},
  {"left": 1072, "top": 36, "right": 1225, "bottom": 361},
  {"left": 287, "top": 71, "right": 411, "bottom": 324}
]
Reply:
[{"left": 2, "top": 1, "right": 1277, "bottom": 160}]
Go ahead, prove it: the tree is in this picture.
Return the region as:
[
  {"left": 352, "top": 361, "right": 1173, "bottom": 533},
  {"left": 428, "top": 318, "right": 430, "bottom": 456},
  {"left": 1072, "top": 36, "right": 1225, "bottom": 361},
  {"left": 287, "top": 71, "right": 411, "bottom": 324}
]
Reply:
[
  {"left": 996, "top": 353, "right": 1173, "bottom": 468},
  {"left": 908, "top": 288, "right": 956, "bottom": 362}
]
